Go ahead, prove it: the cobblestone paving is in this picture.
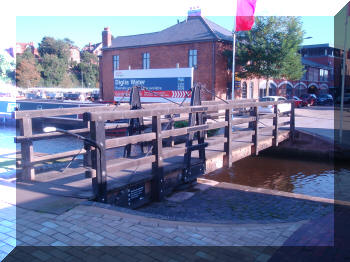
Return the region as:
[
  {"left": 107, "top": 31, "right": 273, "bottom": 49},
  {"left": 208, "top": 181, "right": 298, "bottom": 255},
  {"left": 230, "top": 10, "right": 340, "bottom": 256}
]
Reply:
[
  {"left": 138, "top": 182, "right": 333, "bottom": 224},
  {"left": 15, "top": 204, "right": 305, "bottom": 247},
  {"left": 0, "top": 182, "right": 16, "bottom": 261}
]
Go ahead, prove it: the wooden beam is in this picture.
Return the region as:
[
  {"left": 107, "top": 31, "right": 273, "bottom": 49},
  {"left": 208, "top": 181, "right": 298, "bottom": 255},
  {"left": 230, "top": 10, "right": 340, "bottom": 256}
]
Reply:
[
  {"left": 19, "top": 118, "right": 35, "bottom": 181},
  {"left": 273, "top": 104, "right": 279, "bottom": 147},
  {"left": 105, "top": 133, "right": 156, "bottom": 149},
  {"left": 152, "top": 115, "right": 164, "bottom": 201},
  {"left": 90, "top": 120, "right": 107, "bottom": 202},
  {"left": 223, "top": 108, "right": 233, "bottom": 168},
  {"left": 252, "top": 107, "right": 259, "bottom": 156}
]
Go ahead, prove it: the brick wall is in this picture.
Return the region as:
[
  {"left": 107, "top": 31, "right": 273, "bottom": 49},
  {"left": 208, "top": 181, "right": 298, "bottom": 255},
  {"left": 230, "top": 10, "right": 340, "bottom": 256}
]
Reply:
[{"left": 100, "top": 41, "right": 233, "bottom": 102}]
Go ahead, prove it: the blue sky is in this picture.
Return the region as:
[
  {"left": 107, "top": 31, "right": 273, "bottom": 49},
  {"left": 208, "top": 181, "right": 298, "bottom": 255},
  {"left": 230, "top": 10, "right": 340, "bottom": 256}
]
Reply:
[{"left": 16, "top": 16, "right": 334, "bottom": 49}]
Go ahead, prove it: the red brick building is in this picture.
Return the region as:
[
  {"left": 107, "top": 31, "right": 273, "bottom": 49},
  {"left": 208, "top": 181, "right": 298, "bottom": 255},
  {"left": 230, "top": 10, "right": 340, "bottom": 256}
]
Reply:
[
  {"left": 99, "top": 16, "right": 234, "bottom": 102},
  {"left": 99, "top": 17, "right": 338, "bottom": 103},
  {"left": 16, "top": 42, "right": 39, "bottom": 58}
]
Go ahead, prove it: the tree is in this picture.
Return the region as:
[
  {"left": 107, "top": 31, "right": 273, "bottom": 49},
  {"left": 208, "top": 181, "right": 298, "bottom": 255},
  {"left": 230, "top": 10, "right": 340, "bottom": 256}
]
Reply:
[
  {"left": 40, "top": 54, "right": 67, "bottom": 86},
  {"left": 16, "top": 59, "right": 41, "bottom": 87},
  {"left": 224, "top": 16, "right": 304, "bottom": 95},
  {"left": 38, "top": 37, "right": 70, "bottom": 62},
  {"left": 73, "top": 51, "right": 99, "bottom": 88},
  {"left": 0, "top": 52, "right": 15, "bottom": 84}
]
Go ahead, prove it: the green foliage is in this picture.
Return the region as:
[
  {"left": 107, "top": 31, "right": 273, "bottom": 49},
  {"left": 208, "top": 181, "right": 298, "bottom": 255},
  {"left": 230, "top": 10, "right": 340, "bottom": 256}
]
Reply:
[
  {"left": 40, "top": 54, "right": 67, "bottom": 86},
  {"left": 174, "top": 120, "right": 188, "bottom": 128},
  {"left": 0, "top": 52, "right": 15, "bottom": 84},
  {"left": 73, "top": 51, "right": 99, "bottom": 88},
  {"left": 224, "top": 16, "right": 304, "bottom": 89},
  {"left": 17, "top": 37, "right": 100, "bottom": 88},
  {"left": 38, "top": 37, "right": 70, "bottom": 62}
]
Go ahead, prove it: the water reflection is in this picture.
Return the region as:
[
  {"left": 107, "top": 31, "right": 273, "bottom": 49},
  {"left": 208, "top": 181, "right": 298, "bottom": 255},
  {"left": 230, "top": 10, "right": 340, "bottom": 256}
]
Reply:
[{"left": 204, "top": 155, "right": 337, "bottom": 199}]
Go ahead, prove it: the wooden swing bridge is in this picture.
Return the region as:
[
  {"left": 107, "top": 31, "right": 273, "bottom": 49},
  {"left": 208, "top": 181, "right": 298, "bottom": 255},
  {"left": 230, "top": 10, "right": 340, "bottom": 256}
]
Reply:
[{"left": 14, "top": 86, "right": 295, "bottom": 208}]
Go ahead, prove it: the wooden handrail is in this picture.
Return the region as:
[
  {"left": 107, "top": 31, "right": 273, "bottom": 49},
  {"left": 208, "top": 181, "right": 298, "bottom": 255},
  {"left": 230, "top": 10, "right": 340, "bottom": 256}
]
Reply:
[{"left": 86, "top": 101, "right": 289, "bottom": 122}]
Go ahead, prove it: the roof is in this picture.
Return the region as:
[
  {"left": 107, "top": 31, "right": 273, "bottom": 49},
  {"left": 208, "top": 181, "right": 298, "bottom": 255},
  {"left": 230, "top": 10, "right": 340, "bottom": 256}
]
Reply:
[
  {"left": 302, "top": 58, "right": 332, "bottom": 70},
  {"left": 108, "top": 16, "right": 233, "bottom": 49},
  {"left": 301, "top": 43, "right": 334, "bottom": 49}
]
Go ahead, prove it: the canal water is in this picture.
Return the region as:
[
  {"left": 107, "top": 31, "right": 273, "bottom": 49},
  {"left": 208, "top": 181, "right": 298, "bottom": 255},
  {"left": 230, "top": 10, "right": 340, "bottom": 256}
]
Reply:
[
  {"left": 1, "top": 126, "right": 347, "bottom": 200},
  {"left": 203, "top": 155, "right": 341, "bottom": 199}
]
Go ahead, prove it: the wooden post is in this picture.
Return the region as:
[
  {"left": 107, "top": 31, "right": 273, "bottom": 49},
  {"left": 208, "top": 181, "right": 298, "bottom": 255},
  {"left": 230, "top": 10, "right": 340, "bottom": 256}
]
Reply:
[
  {"left": 90, "top": 120, "right": 107, "bottom": 202},
  {"left": 83, "top": 121, "right": 93, "bottom": 178},
  {"left": 252, "top": 106, "right": 259, "bottom": 156},
  {"left": 19, "top": 118, "right": 35, "bottom": 181},
  {"left": 290, "top": 101, "right": 295, "bottom": 142},
  {"left": 223, "top": 108, "right": 233, "bottom": 167},
  {"left": 273, "top": 104, "right": 279, "bottom": 147},
  {"left": 152, "top": 115, "right": 164, "bottom": 201}
]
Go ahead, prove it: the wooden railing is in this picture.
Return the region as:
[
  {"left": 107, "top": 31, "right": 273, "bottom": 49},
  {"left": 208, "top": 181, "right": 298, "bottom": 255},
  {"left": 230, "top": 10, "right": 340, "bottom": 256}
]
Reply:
[
  {"left": 83, "top": 99, "right": 295, "bottom": 200},
  {"left": 14, "top": 99, "right": 295, "bottom": 203}
]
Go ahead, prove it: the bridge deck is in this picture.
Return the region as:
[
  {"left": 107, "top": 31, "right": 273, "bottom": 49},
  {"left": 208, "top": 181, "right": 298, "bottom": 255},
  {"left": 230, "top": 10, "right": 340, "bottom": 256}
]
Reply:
[{"left": 16, "top": 129, "right": 290, "bottom": 202}]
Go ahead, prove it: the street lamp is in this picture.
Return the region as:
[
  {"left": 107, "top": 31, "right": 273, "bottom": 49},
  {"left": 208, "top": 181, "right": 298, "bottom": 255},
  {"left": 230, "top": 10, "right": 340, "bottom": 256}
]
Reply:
[{"left": 43, "top": 127, "right": 106, "bottom": 202}]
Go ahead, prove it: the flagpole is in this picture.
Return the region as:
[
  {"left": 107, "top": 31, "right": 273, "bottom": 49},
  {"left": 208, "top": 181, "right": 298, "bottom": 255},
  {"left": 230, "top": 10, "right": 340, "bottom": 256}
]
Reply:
[
  {"left": 232, "top": 31, "right": 236, "bottom": 100},
  {"left": 340, "top": 9, "right": 349, "bottom": 144}
]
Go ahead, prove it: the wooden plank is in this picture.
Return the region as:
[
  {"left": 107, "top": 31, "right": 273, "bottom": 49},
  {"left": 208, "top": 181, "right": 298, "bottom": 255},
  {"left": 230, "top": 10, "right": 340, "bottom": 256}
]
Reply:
[
  {"left": 106, "top": 155, "right": 155, "bottom": 172},
  {"left": 15, "top": 122, "right": 129, "bottom": 143},
  {"left": 88, "top": 101, "right": 288, "bottom": 122},
  {"left": 161, "top": 121, "right": 227, "bottom": 139},
  {"left": 31, "top": 149, "right": 87, "bottom": 164},
  {"left": 259, "top": 114, "right": 275, "bottom": 119},
  {"left": 105, "top": 132, "right": 156, "bottom": 149},
  {"left": 231, "top": 117, "right": 256, "bottom": 125},
  {"left": 14, "top": 105, "right": 110, "bottom": 119},
  {"left": 278, "top": 121, "right": 291, "bottom": 127}
]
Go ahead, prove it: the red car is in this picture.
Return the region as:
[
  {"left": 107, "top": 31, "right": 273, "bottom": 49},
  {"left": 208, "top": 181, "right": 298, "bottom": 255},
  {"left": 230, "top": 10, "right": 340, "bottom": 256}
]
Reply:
[
  {"left": 300, "top": 94, "right": 317, "bottom": 106},
  {"left": 293, "top": 96, "right": 303, "bottom": 108}
]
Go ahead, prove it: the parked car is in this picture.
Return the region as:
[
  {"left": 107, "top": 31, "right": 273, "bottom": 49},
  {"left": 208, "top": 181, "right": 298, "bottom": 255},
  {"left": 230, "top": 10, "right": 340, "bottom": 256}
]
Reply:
[
  {"left": 258, "top": 96, "right": 291, "bottom": 114},
  {"left": 46, "top": 92, "right": 56, "bottom": 99},
  {"left": 300, "top": 93, "right": 317, "bottom": 106},
  {"left": 337, "top": 93, "right": 350, "bottom": 104},
  {"left": 293, "top": 96, "right": 303, "bottom": 108},
  {"left": 317, "top": 94, "right": 333, "bottom": 105},
  {"left": 64, "top": 93, "right": 80, "bottom": 100}
]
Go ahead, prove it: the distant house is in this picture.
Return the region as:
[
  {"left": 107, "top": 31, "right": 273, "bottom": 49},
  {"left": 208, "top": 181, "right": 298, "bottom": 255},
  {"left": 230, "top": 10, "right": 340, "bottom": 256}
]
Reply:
[
  {"left": 82, "top": 42, "right": 102, "bottom": 57},
  {"left": 16, "top": 42, "right": 39, "bottom": 58},
  {"left": 69, "top": 46, "right": 81, "bottom": 63},
  {"left": 299, "top": 43, "right": 350, "bottom": 99}
]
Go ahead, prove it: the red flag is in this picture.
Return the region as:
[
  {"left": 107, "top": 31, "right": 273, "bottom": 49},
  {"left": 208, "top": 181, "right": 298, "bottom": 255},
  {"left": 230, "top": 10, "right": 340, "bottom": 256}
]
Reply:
[{"left": 235, "top": 0, "right": 257, "bottom": 31}]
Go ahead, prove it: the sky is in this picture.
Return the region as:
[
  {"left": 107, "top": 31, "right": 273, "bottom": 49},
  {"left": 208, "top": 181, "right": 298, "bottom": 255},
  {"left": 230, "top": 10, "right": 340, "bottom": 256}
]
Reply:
[
  {"left": 1, "top": 0, "right": 349, "bottom": 49},
  {"left": 15, "top": 16, "right": 334, "bottom": 49}
]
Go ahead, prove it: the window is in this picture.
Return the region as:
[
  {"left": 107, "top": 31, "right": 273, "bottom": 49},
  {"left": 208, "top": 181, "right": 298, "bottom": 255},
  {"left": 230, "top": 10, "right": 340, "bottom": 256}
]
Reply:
[
  {"left": 242, "top": 82, "right": 247, "bottom": 98},
  {"left": 320, "top": 69, "right": 328, "bottom": 81},
  {"left": 188, "top": 49, "right": 197, "bottom": 68},
  {"left": 113, "top": 55, "right": 119, "bottom": 71},
  {"left": 143, "top": 53, "right": 150, "bottom": 69}
]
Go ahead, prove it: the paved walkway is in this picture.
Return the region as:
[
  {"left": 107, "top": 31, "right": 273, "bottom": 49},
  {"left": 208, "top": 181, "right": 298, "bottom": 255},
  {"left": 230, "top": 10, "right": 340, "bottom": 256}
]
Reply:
[
  {"left": 0, "top": 177, "right": 337, "bottom": 261},
  {"left": 295, "top": 106, "right": 350, "bottom": 148}
]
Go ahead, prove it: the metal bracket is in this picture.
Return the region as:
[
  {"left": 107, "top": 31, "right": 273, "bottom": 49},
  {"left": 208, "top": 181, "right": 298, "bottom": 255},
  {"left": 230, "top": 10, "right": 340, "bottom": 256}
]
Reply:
[
  {"left": 182, "top": 84, "right": 207, "bottom": 183},
  {"left": 124, "top": 86, "right": 146, "bottom": 157}
]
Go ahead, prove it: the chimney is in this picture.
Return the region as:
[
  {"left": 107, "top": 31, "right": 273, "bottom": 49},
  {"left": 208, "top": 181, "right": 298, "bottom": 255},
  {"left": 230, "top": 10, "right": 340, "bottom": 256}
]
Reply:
[{"left": 102, "top": 27, "right": 112, "bottom": 48}]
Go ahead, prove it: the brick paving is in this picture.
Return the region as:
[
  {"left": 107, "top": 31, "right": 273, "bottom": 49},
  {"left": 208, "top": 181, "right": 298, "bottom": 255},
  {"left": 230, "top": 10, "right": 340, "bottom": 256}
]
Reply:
[{"left": 0, "top": 175, "right": 340, "bottom": 261}]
